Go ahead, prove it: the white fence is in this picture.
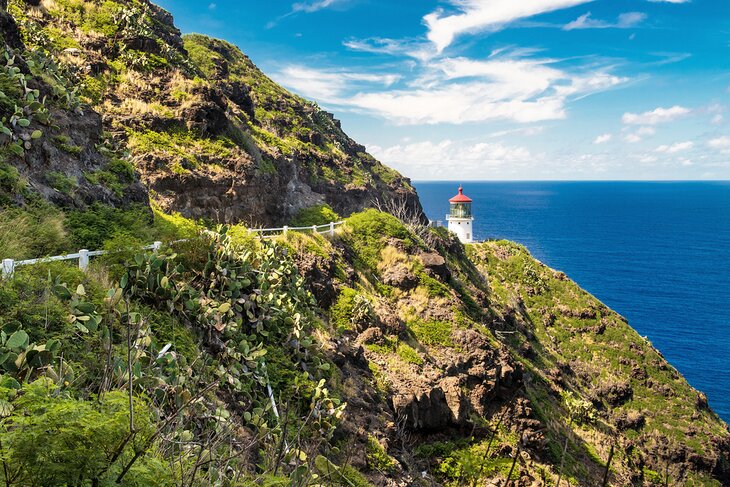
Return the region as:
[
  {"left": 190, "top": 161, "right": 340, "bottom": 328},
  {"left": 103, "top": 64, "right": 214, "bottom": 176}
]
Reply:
[{"left": 1, "top": 221, "right": 345, "bottom": 278}]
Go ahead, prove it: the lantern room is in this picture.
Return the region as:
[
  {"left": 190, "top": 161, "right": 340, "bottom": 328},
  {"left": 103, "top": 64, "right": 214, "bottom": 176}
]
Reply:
[{"left": 446, "top": 185, "right": 474, "bottom": 243}]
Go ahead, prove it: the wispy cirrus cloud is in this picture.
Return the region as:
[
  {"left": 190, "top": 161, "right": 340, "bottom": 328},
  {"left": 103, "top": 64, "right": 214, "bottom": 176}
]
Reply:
[
  {"left": 622, "top": 105, "right": 690, "bottom": 125},
  {"left": 423, "top": 0, "right": 594, "bottom": 53},
  {"left": 274, "top": 66, "right": 400, "bottom": 101},
  {"left": 268, "top": 0, "right": 350, "bottom": 28},
  {"left": 274, "top": 54, "right": 626, "bottom": 125},
  {"left": 291, "top": 0, "right": 347, "bottom": 13},
  {"left": 563, "top": 12, "right": 646, "bottom": 30}
]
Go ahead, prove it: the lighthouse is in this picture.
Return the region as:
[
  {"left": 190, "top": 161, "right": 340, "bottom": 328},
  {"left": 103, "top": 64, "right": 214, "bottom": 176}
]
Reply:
[{"left": 446, "top": 185, "right": 474, "bottom": 243}]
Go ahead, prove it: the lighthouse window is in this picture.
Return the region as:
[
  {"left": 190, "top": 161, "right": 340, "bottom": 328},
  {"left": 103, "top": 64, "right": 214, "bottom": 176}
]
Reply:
[{"left": 467, "top": 233, "right": 471, "bottom": 240}]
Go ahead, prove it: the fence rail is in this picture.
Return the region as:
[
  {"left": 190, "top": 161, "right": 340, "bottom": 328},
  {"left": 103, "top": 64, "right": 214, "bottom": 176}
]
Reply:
[{"left": 1, "top": 221, "right": 345, "bottom": 278}]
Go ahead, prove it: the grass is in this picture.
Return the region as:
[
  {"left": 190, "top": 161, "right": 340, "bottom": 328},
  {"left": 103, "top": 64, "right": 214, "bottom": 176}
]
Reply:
[
  {"left": 407, "top": 318, "right": 453, "bottom": 347},
  {"left": 127, "top": 128, "right": 240, "bottom": 172},
  {"left": 344, "top": 210, "right": 415, "bottom": 270},
  {"left": 45, "top": 171, "right": 77, "bottom": 195},
  {"left": 290, "top": 204, "right": 339, "bottom": 227},
  {"left": 396, "top": 342, "right": 423, "bottom": 365}
]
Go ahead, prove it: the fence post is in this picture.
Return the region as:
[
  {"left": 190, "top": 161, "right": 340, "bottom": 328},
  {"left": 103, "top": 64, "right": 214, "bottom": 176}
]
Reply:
[
  {"left": 283, "top": 225, "right": 288, "bottom": 235},
  {"left": 2, "top": 259, "right": 14, "bottom": 278},
  {"left": 152, "top": 241, "right": 162, "bottom": 253},
  {"left": 329, "top": 221, "right": 335, "bottom": 236},
  {"left": 78, "top": 249, "right": 89, "bottom": 271},
  {"left": 312, "top": 225, "right": 317, "bottom": 234}
]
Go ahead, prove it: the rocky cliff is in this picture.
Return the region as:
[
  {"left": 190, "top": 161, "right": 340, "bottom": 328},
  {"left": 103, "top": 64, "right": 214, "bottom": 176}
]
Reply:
[
  {"left": 0, "top": 0, "right": 422, "bottom": 224},
  {"left": 0, "top": 1, "right": 728, "bottom": 486}
]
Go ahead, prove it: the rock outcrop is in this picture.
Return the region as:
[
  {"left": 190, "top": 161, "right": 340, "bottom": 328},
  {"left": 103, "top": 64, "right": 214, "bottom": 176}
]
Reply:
[{"left": 0, "top": 0, "right": 424, "bottom": 224}]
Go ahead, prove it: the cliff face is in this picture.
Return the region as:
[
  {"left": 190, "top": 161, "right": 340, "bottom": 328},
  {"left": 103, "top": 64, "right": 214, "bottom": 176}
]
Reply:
[
  {"left": 1, "top": 0, "right": 422, "bottom": 224},
  {"left": 0, "top": 1, "right": 728, "bottom": 485},
  {"left": 303, "top": 212, "right": 730, "bottom": 486}
]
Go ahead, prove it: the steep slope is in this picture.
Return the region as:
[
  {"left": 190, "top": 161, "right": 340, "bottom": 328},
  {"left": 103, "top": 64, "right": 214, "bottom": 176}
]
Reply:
[
  {"left": 0, "top": 210, "right": 726, "bottom": 486},
  {"left": 294, "top": 211, "right": 730, "bottom": 486},
  {"left": 2, "top": 0, "right": 421, "bottom": 224}
]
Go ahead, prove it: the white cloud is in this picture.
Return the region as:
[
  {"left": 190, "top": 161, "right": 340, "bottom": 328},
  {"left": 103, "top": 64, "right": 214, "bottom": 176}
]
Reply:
[
  {"left": 593, "top": 133, "right": 612, "bottom": 144},
  {"left": 622, "top": 105, "right": 690, "bottom": 125},
  {"left": 708, "top": 136, "right": 730, "bottom": 150},
  {"left": 647, "top": 0, "right": 689, "bottom": 3},
  {"left": 637, "top": 126, "right": 656, "bottom": 136},
  {"left": 423, "top": 0, "right": 593, "bottom": 53},
  {"left": 292, "top": 0, "right": 345, "bottom": 13},
  {"left": 368, "top": 139, "right": 532, "bottom": 178},
  {"left": 564, "top": 12, "right": 646, "bottom": 30},
  {"left": 489, "top": 126, "right": 545, "bottom": 137},
  {"left": 343, "top": 37, "right": 433, "bottom": 62},
  {"left": 208, "top": 3, "right": 216, "bottom": 9},
  {"left": 655, "top": 141, "right": 693, "bottom": 153},
  {"left": 276, "top": 56, "right": 625, "bottom": 125},
  {"left": 274, "top": 66, "right": 400, "bottom": 101},
  {"left": 712, "top": 114, "right": 724, "bottom": 125},
  {"left": 623, "top": 126, "right": 655, "bottom": 143}
]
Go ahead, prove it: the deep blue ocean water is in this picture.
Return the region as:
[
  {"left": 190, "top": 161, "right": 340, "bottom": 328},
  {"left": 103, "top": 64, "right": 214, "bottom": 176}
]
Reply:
[{"left": 414, "top": 181, "right": 730, "bottom": 422}]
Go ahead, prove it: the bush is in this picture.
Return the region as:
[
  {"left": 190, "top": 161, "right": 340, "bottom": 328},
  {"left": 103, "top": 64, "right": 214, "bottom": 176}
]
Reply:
[
  {"left": 0, "top": 261, "right": 84, "bottom": 342},
  {"left": 0, "top": 205, "right": 70, "bottom": 259},
  {"left": 345, "top": 210, "right": 413, "bottom": 269},
  {"left": 329, "top": 288, "right": 374, "bottom": 331},
  {"left": 151, "top": 203, "right": 201, "bottom": 241},
  {"left": 0, "top": 379, "right": 175, "bottom": 486},
  {"left": 365, "top": 435, "right": 397, "bottom": 473},
  {"left": 290, "top": 204, "right": 340, "bottom": 227},
  {"left": 65, "top": 203, "right": 153, "bottom": 249}
]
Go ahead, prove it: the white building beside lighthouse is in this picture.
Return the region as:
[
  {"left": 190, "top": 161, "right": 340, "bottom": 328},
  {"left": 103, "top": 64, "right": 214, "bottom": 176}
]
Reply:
[{"left": 446, "top": 185, "right": 474, "bottom": 243}]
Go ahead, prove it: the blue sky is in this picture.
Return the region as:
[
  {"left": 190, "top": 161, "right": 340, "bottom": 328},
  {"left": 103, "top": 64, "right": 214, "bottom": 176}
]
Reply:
[{"left": 156, "top": 0, "right": 730, "bottom": 180}]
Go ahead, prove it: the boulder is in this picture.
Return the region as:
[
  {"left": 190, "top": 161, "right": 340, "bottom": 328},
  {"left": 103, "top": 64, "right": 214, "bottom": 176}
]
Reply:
[
  {"left": 381, "top": 263, "right": 418, "bottom": 290},
  {"left": 418, "top": 252, "right": 450, "bottom": 281}
]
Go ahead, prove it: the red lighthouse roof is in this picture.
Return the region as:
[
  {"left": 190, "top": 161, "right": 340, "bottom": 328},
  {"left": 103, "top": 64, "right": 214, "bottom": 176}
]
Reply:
[{"left": 449, "top": 185, "right": 472, "bottom": 203}]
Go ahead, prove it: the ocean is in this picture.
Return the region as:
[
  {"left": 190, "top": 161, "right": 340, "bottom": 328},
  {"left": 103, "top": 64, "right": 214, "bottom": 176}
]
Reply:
[{"left": 414, "top": 181, "right": 730, "bottom": 422}]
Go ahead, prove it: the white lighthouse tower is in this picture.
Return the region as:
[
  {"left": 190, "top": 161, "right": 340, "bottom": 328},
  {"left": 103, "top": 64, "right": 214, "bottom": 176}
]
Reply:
[{"left": 446, "top": 185, "right": 474, "bottom": 243}]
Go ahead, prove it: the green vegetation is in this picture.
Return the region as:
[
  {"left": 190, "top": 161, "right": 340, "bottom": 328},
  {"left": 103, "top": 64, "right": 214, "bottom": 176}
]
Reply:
[
  {"left": 329, "top": 287, "right": 374, "bottom": 331},
  {"left": 365, "top": 435, "right": 397, "bottom": 473},
  {"left": 395, "top": 342, "right": 423, "bottom": 365},
  {"left": 290, "top": 204, "right": 340, "bottom": 227},
  {"left": 46, "top": 171, "right": 77, "bottom": 195},
  {"left": 344, "top": 209, "right": 414, "bottom": 269},
  {"left": 407, "top": 318, "right": 453, "bottom": 347},
  {"left": 0, "top": 204, "right": 70, "bottom": 259},
  {"left": 0, "top": 379, "right": 173, "bottom": 485},
  {"left": 128, "top": 128, "right": 239, "bottom": 173}
]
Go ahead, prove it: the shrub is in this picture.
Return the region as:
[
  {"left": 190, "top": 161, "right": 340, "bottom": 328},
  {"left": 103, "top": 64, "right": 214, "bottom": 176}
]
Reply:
[
  {"left": 0, "top": 205, "right": 70, "bottom": 259},
  {"left": 290, "top": 204, "right": 340, "bottom": 227},
  {"left": 65, "top": 203, "right": 153, "bottom": 249},
  {"left": 365, "top": 435, "right": 397, "bottom": 473},
  {"left": 329, "top": 288, "right": 374, "bottom": 331},
  {"left": 227, "top": 223, "right": 259, "bottom": 253},
  {"left": 345, "top": 210, "right": 413, "bottom": 269},
  {"left": 0, "top": 379, "right": 174, "bottom": 486},
  {"left": 151, "top": 203, "right": 201, "bottom": 241},
  {"left": 46, "top": 171, "right": 77, "bottom": 195}
]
